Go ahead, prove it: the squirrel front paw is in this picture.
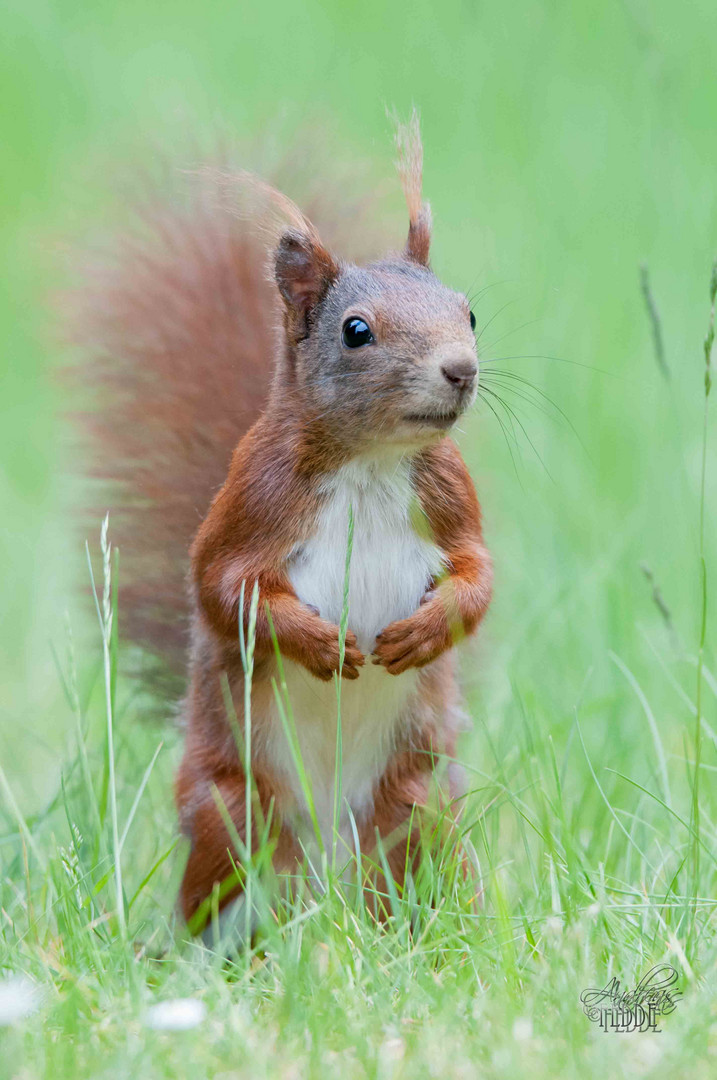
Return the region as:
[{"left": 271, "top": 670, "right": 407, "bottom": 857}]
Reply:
[
  {"left": 294, "top": 619, "right": 365, "bottom": 681},
  {"left": 372, "top": 601, "right": 449, "bottom": 675}
]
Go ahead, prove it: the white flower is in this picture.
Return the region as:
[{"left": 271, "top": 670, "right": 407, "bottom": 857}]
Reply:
[
  {"left": 144, "top": 997, "right": 207, "bottom": 1031},
  {"left": 0, "top": 975, "right": 41, "bottom": 1025}
]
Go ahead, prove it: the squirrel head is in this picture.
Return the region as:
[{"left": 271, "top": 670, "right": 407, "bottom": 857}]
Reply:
[{"left": 272, "top": 116, "right": 477, "bottom": 453}]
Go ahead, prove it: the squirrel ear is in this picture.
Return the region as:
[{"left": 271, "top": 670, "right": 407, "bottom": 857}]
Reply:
[
  {"left": 274, "top": 230, "right": 339, "bottom": 322},
  {"left": 395, "top": 109, "right": 432, "bottom": 267}
]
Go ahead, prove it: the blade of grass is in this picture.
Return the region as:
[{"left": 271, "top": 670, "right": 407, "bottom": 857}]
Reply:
[
  {"left": 690, "top": 258, "right": 716, "bottom": 939},
  {"left": 85, "top": 515, "right": 125, "bottom": 941},
  {"left": 332, "top": 503, "right": 354, "bottom": 870}
]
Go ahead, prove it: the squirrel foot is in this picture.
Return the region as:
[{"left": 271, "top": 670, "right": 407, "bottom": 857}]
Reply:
[
  {"left": 297, "top": 621, "right": 365, "bottom": 681},
  {"left": 372, "top": 600, "right": 449, "bottom": 675}
]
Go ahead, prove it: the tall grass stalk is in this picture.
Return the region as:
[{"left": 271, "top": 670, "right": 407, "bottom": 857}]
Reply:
[
  {"left": 238, "top": 579, "right": 261, "bottom": 952},
  {"left": 639, "top": 262, "right": 670, "bottom": 380},
  {"left": 332, "top": 504, "right": 354, "bottom": 870},
  {"left": 85, "top": 515, "right": 125, "bottom": 942},
  {"left": 690, "top": 259, "right": 716, "bottom": 925},
  {"left": 266, "top": 610, "right": 324, "bottom": 854}
]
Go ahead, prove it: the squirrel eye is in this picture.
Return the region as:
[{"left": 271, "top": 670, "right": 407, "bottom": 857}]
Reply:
[
  {"left": 342, "top": 317, "right": 374, "bottom": 348},
  {"left": 469, "top": 310, "right": 476, "bottom": 331}
]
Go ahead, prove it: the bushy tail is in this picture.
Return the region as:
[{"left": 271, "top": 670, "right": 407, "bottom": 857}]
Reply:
[{"left": 67, "top": 150, "right": 383, "bottom": 685}]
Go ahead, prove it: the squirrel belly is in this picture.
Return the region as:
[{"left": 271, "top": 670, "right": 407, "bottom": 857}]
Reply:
[
  {"left": 287, "top": 458, "right": 444, "bottom": 654},
  {"left": 267, "top": 661, "right": 424, "bottom": 845},
  {"left": 265, "top": 457, "right": 445, "bottom": 841}
]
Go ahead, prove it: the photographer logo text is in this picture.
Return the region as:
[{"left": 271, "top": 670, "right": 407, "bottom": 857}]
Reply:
[{"left": 580, "top": 965, "right": 681, "bottom": 1033}]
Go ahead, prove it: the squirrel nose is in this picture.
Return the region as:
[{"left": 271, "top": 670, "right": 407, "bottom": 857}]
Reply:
[{"left": 440, "top": 358, "right": 477, "bottom": 391}]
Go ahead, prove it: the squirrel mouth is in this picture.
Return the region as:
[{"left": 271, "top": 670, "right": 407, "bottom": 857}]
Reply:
[{"left": 403, "top": 409, "right": 459, "bottom": 427}]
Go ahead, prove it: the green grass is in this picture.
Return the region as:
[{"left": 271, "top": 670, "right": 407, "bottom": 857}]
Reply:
[{"left": 2, "top": 0, "right": 717, "bottom": 1076}]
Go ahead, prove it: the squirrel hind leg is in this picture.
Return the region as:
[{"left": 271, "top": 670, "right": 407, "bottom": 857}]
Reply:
[{"left": 177, "top": 768, "right": 300, "bottom": 940}]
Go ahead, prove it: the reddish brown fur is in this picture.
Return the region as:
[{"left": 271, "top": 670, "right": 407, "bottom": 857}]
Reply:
[
  {"left": 190, "top": 408, "right": 365, "bottom": 680},
  {"left": 176, "top": 655, "right": 465, "bottom": 924},
  {"left": 68, "top": 159, "right": 383, "bottom": 677},
  {"left": 72, "top": 131, "right": 492, "bottom": 934},
  {"left": 180, "top": 419, "right": 490, "bottom": 928}
]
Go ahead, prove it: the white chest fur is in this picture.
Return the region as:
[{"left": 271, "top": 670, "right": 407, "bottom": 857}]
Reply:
[{"left": 264, "top": 458, "right": 444, "bottom": 841}]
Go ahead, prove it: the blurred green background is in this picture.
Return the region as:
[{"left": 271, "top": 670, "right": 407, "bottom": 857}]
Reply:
[{"left": 2, "top": 0, "right": 716, "bottom": 807}]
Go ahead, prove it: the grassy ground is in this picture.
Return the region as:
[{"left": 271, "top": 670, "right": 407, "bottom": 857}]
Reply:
[{"left": 2, "top": 1, "right": 717, "bottom": 1076}]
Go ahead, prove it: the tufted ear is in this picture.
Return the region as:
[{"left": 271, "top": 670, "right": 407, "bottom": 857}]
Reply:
[
  {"left": 395, "top": 109, "right": 432, "bottom": 267},
  {"left": 274, "top": 229, "right": 339, "bottom": 334}
]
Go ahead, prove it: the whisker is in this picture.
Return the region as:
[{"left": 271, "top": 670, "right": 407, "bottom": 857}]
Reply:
[
  {"left": 463, "top": 271, "right": 487, "bottom": 306},
  {"left": 481, "top": 353, "right": 617, "bottom": 378},
  {"left": 480, "top": 317, "right": 541, "bottom": 354},
  {"left": 481, "top": 376, "right": 558, "bottom": 425},
  {"left": 479, "top": 386, "right": 555, "bottom": 483},
  {"left": 466, "top": 279, "right": 514, "bottom": 308},
  {"left": 482, "top": 369, "right": 589, "bottom": 457},
  {"left": 482, "top": 369, "right": 570, "bottom": 423},
  {"left": 476, "top": 299, "right": 519, "bottom": 344},
  {"left": 476, "top": 394, "right": 524, "bottom": 487}
]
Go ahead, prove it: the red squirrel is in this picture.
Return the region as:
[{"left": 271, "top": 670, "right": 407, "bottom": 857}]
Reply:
[{"left": 73, "top": 118, "right": 492, "bottom": 936}]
